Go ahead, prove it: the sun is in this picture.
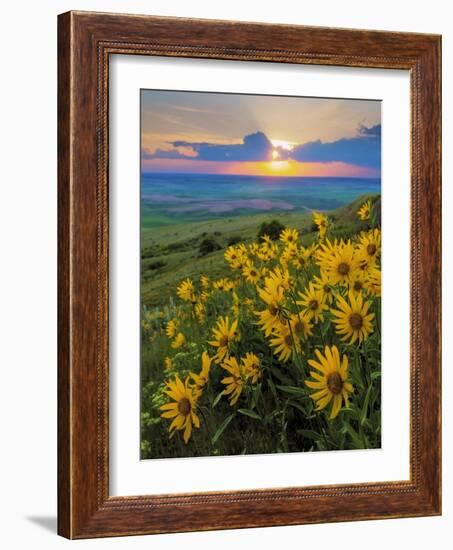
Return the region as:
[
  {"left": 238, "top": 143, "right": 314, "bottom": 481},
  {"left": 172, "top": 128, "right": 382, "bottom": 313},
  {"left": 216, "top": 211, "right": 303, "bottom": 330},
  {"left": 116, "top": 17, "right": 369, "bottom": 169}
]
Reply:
[
  {"left": 270, "top": 139, "right": 295, "bottom": 151},
  {"left": 271, "top": 149, "right": 280, "bottom": 160},
  {"left": 268, "top": 160, "right": 291, "bottom": 174}
]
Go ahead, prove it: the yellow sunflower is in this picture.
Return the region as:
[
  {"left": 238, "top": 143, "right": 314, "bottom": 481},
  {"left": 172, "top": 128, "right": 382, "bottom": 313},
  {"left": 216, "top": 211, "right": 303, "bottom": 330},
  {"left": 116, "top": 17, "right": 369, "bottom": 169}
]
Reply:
[
  {"left": 331, "top": 291, "right": 375, "bottom": 344},
  {"left": 224, "top": 246, "right": 246, "bottom": 269},
  {"left": 200, "top": 275, "right": 210, "bottom": 289},
  {"left": 248, "top": 242, "right": 260, "bottom": 256},
  {"left": 292, "top": 246, "right": 309, "bottom": 270},
  {"left": 190, "top": 351, "right": 212, "bottom": 395},
  {"left": 255, "top": 279, "right": 286, "bottom": 336},
  {"left": 305, "top": 345, "right": 353, "bottom": 419},
  {"left": 357, "top": 256, "right": 373, "bottom": 275},
  {"left": 297, "top": 282, "right": 328, "bottom": 323},
  {"left": 266, "top": 266, "right": 292, "bottom": 291},
  {"left": 312, "top": 211, "right": 329, "bottom": 239},
  {"left": 269, "top": 323, "right": 302, "bottom": 363},
  {"left": 213, "top": 278, "right": 235, "bottom": 292},
  {"left": 348, "top": 269, "right": 367, "bottom": 294},
  {"left": 280, "top": 227, "right": 299, "bottom": 245},
  {"left": 312, "top": 211, "right": 328, "bottom": 228},
  {"left": 289, "top": 312, "right": 313, "bottom": 339},
  {"left": 242, "top": 261, "right": 261, "bottom": 284},
  {"left": 221, "top": 356, "right": 244, "bottom": 405},
  {"left": 364, "top": 266, "right": 381, "bottom": 297},
  {"left": 208, "top": 316, "right": 239, "bottom": 363},
  {"left": 312, "top": 272, "right": 335, "bottom": 304},
  {"left": 160, "top": 375, "right": 200, "bottom": 443},
  {"left": 257, "top": 238, "right": 278, "bottom": 261},
  {"left": 280, "top": 242, "right": 298, "bottom": 266},
  {"left": 176, "top": 278, "right": 196, "bottom": 303},
  {"left": 357, "top": 199, "right": 372, "bottom": 221},
  {"left": 315, "top": 238, "right": 337, "bottom": 267},
  {"left": 242, "top": 352, "right": 261, "bottom": 384},
  {"left": 165, "top": 319, "right": 178, "bottom": 338},
  {"left": 357, "top": 228, "right": 381, "bottom": 266},
  {"left": 194, "top": 302, "right": 205, "bottom": 323},
  {"left": 323, "top": 240, "right": 358, "bottom": 286},
  {"left": 171, "top": 332, "right": 186, "bottom": 349}
]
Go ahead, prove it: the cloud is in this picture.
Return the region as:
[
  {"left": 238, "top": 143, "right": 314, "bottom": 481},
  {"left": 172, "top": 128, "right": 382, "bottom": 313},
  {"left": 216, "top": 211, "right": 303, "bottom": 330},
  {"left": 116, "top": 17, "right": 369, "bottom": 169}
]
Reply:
[
  {"left": 143, "top": 125, "right": 381, "bottom": 169},
  {"left": 290, "top": 124, "right": 381, "bottom": 168},
  {"left": 358, "top": 124, "right": 381, "bottom": 137},
  {"left": 142, "top": 148, "right": 189, "bottom": 160},
  {"left": 168, "top": 131, "right": 274, "bottom": 162},
  {"left": 145, "top": 131, "right": 274, "bottom": 162}
]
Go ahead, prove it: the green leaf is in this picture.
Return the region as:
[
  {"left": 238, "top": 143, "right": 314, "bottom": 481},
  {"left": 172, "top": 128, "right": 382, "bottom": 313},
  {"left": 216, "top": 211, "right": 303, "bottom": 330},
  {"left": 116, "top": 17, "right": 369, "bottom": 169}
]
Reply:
[
  {"left": 266, "top": 410, "right": 281, "bottom": 421},
  {"left": 250, "top": 384, "right": 261, "bottom": 410},
  {"left": 269, "top": 366, "right": 294, "bottom": 386},
  {"left": 211, "top": 413, "right": 236, "bottom": 445},
  {"left": 275, "top": 385, "right": 308, "bottom": 397},
  {"left": 296, "top": 429, "right": 322, "bottom": 441},
  {"left": 371, "top": 371, "right": 381, "bottom": 380},
  {"left": 340, "top": 407, "right": 360, "bottom": 420},
  {"left": 360, "top": 384, "right": 374, "bottom": 426},
  {"left": 342, "top": 424, "right": 364, "bottom": 449},
  {"left": 267, "top": 377, "right": 279, "bottom": 403},
  {"left": 211, "top": 391, "right": 224, "bottom": 408},
  {"left": 287, "top": 400, "right": 307, "bottom": 415},
  {"left": 238, "top": 408, "right": 262, "bottom": 420}
]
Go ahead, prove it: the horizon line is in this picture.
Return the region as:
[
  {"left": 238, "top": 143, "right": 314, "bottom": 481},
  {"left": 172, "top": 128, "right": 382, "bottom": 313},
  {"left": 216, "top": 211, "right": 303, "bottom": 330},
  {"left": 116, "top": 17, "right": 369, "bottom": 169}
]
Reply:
[{"left": 141, "top": 171, "right": 381, "bottom": 180}]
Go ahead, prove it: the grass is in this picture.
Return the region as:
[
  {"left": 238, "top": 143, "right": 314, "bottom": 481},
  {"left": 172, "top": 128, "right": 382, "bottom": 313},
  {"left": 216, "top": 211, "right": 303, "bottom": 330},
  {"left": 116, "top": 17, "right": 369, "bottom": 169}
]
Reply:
[
  {"left": 141, "top": 194, "right": 380, "bottom": 307},
  {"left": 140, "top": 194, "right": 382, "bottom": 460}
]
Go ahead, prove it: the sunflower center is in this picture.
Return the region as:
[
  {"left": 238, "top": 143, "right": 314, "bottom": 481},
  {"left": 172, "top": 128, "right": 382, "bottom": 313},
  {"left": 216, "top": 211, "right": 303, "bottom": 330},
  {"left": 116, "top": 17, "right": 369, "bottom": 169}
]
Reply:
[
  {"left": 324, "top": 285, "right": 331, "bottom": 293},
  {"left": 178, "top": 397, "right": 191, "bottom": 416},
  {"left": 353, "top": 281, "right": 363, "bottom": 291},
  {"left": 232, "top": 375, "right": 242, "bottom": 386},
  {"left": 367, "top": 244, "right": 377, "bottom": 256},
  {"left": 219, "top": 336, "right": 229, "bottom": 347},
  {"left": 309, "top": 299, "right": 319, "bottom": 310},
  {"left": 269, "top": 306, "right": 279, "bottom": 317},
  {"left": 327, "top": 372, "right": 343, "bottom": 395},
  {"left": 294, "top": 321, "right": 304, "bottom": 334},
  {"left": 250, "top": 270, "right": 257, "bottom": 277},
  {"left": 284, "top": 333, "right": 294, "bottom": 346},
  {"left": 349, "top": 313, "right": 363, "bottom": 330},
  {"left": 337, "top": 262, "right": 350, "bottom": 275}
]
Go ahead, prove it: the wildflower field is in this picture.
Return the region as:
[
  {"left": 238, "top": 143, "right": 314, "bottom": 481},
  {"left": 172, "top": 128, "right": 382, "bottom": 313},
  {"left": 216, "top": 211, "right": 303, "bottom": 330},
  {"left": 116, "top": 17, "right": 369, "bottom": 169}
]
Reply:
[{"left": 141, "top": 195, "right": 381, "bottom": 459}]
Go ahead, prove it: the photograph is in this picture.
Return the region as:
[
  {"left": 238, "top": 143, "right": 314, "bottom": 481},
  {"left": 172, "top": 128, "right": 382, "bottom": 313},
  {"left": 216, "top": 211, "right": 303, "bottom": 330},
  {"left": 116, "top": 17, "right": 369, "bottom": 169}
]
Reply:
[{"left": 140, "top": 89, "right": 382, "bottom": 459}]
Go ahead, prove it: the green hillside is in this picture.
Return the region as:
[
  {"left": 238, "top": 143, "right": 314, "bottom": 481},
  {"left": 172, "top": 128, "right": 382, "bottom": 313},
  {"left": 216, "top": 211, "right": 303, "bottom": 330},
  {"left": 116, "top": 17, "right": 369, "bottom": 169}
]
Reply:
[{"left": 141, "top": 194, "right": 380, "bottom": 307}]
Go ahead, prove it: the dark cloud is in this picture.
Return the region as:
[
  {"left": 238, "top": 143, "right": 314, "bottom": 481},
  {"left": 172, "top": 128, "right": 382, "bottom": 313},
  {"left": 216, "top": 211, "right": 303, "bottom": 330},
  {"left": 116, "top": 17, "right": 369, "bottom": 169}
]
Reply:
[
  {"left": 358, "top": 124, "right": 381, "bottom": 137},
  {"left": 167, "top": 131, "right": 274, "bottom": 162},
  {"left": 143, "top": 125, "right": 381, "bottom": 169},
  {"left": 290, "top": 124, "right": 381, "bottom": 169}
]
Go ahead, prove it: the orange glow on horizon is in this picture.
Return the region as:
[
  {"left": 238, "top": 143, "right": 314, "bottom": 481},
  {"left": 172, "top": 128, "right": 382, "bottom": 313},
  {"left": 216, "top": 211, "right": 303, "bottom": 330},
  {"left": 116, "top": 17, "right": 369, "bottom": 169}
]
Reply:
[{"left": 142, "top": 158, "right": 379, "bottom": 178}]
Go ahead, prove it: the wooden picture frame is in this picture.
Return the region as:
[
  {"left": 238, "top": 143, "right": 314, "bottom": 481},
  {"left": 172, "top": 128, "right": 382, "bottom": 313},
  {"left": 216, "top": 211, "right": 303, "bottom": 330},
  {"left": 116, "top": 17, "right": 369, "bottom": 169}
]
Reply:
[{"left": 58, "top": 10, "right": 441, "bottom": 539}]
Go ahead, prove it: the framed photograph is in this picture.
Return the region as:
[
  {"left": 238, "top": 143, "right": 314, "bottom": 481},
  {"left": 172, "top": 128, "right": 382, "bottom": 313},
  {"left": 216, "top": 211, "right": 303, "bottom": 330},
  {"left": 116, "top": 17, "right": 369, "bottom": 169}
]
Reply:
[{"left": 58, "top": 11, "right": 441, "bottom": 538}]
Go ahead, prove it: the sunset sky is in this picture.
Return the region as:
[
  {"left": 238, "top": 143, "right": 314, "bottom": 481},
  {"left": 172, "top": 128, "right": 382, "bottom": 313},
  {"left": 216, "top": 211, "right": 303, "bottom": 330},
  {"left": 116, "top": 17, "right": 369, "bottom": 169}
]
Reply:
[{"left": 141, "top": 90, "right": 381, "bottom": 178}]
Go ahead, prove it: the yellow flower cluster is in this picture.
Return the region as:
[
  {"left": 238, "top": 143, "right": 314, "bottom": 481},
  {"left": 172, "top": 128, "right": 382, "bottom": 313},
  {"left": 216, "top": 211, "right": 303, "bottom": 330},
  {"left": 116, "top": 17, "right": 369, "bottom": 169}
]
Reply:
[{"left": 157, "top": 199, "right": 381, "bottom": 440}]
